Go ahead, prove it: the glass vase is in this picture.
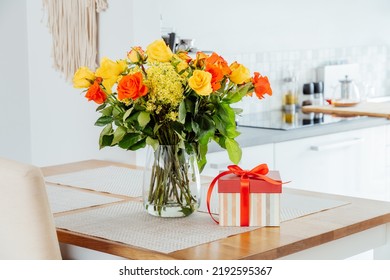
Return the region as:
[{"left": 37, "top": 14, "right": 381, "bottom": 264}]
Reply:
[{"left": 142, "top": 145, "right": 201, "bottom": 218}]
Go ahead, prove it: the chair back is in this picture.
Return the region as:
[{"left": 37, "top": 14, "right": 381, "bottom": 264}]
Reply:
[{"left": 0, "top": 157, "right": 62, "bottom": 259}]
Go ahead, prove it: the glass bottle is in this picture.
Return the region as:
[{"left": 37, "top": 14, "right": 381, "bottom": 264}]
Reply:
[{"left": 282, "top": 76, "right": 298, "bottom": 112}]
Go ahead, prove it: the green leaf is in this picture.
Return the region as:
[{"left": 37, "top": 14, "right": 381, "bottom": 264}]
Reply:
[
  {"left": 196, "top": 115, "right": 215, "bottom": 145},
  {"left": 100, "top": 106, "right": 113, "bottom": 116},
  {"left": 118, "top": 133, "right": 143, "bottom": 150},
  {"left": 178, "top": 100, "right": 186, "bottom": 124},
  {"left": 213, "top": 103, "right": 241, "bottom": 138},
  {"left": 122, "top": 108, "right": 133, "bottom": 122},
  {"left": 184, "top": 98, "right": 195, "bottom": 114},
  {"left": 212, "top": 115, "right": 226, "bottom": 136},
  {"left": 129, "top": 138, "right": 146, "bottom": 150},
  {"left": 146, "top": 136, "right": 159, "bottom": 150},
  {"left": 142, "top": 126, "right": 154, "bottom": 137},
  {"left": 101, "top": 135, "right": 114, "bottom": 148},
  {"left": 137, "top": 111, "right": 151, "bottom": 128},
  {"left": 223, "top": 83, "right": 251, "bottom": 104},
  {"left": 225, "top": 124, "right": 241, "bottom": 138},
  {"left": 112, "top": 126, "right": 127, "bottom": 145},
  {"left": 214, "top": 135, "right": 226, "bottom": 149},
  {"left": 225, "top": 138, "right": 242, "bottom": 164},
  {"left": 197, "top": 143, "right": 208, "bottom": 173},
  {"left": 223, "top": 91, "right": 242, "bottom": 104},
  {"left": 95, "top": 115, "right": 113, "bottom": 127},
  {"left": 218, "top": 103, "right": 236, "bottom": 125},
  {"left": 199, "top": 129, "right": 214, "bottom": 145},
  {"left": 99, "top": 124, "right": 113, "bottom": 148},
  {"left": 96, "top": 103, "right": 107, "bottom": 112},
  {"left": 112, "top": 107, "right": 122, "bottom": 118},
  {"left": 127, "top": 111, "right": 140, "bottom": 122},
  {"left": 191, "top": 120, "right": 200, "bottom": 135}
]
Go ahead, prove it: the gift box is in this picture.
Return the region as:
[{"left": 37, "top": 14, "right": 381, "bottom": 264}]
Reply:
[
  {"left": 206, "top": 164, "right": 282, "bottom": 227},
  {"left": 218, "top": 171, "right": 281, "bottom": 227}
]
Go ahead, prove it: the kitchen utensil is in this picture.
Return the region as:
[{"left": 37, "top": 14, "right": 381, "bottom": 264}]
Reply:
[{"left": 332, "top": 75, "right": 360, "bottom": 107}]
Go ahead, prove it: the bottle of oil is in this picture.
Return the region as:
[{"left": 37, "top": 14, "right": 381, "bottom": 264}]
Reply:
[{"left": 282, "top": 75, "right": 298, "bottom": 124}]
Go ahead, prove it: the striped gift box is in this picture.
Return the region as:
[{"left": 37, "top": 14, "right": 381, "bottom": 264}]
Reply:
[{"left": 218, "top": 171, "right": 281, "bottom": 227}]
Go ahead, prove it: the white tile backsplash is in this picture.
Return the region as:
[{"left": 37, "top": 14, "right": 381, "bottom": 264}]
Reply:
[{"left": 233, "top": 45, "right": 390, "bottom": 113}]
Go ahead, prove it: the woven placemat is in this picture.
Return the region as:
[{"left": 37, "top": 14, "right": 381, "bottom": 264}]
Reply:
[
  {"left": 55, "top": 201, "right": 252, "bottom": 254},
  {"left": 45, "top": 166, "right": 143, "bottom": 197},
  {"left": 46, "top": 184, "right": 123, "bottom": 214},
  {"left": 55, "top": 194, "right": 348, "bottom": 254}
]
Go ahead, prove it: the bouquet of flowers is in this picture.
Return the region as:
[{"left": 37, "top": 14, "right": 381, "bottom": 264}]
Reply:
[{"left": 73, "top": 39, "right": 272, "bottom": 217}]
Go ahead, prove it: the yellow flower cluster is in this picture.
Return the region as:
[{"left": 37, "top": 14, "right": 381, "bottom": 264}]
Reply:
[{"left": 144, "top": 62, "right": 184, "bottom": 112}]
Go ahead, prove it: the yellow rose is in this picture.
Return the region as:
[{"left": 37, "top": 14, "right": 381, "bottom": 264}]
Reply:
[
  {"left": 229, "top": 62, "right": 251, "bottom": 84},
  {"left": 188, "top": 70, "right": 212, "bottom": 96},
  {"left": 73, "top": 67, "right": 95, "bottom": 88},
  {"left": 95, "top": 57, "right": 127, "bottom": 94},
  {"left": 146, "top": 39, "right": 173, "bottom": 63}
]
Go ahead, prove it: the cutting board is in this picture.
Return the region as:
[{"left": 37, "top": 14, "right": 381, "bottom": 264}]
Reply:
[{"left": 301, "top": 102, "right": 390, "bottom": 119}]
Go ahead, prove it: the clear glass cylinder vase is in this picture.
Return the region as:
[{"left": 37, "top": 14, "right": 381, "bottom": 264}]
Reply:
[{"left": 142, "top": 145, "right": 201, "bottom": 218}]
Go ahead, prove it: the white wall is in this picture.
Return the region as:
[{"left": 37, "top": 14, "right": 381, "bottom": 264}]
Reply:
[
  {"left": 1, "top": 0, "right": 389, "bottom": 167},
  {"left": 0, "top": 0, "right": 31, "bottom": 163},
  {"left": 160, "top": 0, "right": 390, "bottom": 54},
  {"left": 24, "top": 0, "right": 159, "bottom": 166}
]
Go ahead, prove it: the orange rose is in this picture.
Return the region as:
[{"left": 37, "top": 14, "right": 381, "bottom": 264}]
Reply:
[
  {"left": 206, "top": 52, "right": 231, "bottom": 76},
  {"left": 117, "top": 72, "right": 148, "bottom": 101},
  {"left": 205, "top": 63, "right": 224, "bottom": 91},
  {"left": 252, "top": 72, "right": 272, "bottom": 99},
  {"left": 85, "top": 80, "right": 106, "bottom": 104}
]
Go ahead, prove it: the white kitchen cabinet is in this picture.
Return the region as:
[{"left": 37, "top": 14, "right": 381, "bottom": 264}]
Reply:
[
  {"left": 202, "top": 143, "right": 274, "bottom": 177},
  {"left": 274, "top": 126, "right": 388, "bottom": 201}
]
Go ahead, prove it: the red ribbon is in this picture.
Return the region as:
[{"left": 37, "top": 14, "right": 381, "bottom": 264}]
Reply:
[{"left": 207, "top": 164, "right": 282, "bottom": 226}]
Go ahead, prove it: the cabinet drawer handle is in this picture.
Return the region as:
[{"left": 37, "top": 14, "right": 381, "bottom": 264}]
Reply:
[{"left": 310, "top": 138, "right": 364, "bottom": 151}]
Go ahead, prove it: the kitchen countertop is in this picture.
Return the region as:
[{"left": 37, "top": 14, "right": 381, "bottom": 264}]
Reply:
[{"left": 208, "top": 116, "right": 390, "bottom": 153}]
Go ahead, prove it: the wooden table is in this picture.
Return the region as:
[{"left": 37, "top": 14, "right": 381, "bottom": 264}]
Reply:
[{"left": 42, "top": 160, "right": 390, "bottom": 260}]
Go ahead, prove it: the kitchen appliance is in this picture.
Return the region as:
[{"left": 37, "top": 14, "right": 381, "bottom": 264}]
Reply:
[
  {"left": 176, "top": 38, "right": 195, "bottom": 52},
  {"left": 317, "top": 63, "right": 359, "bottom": 100}
]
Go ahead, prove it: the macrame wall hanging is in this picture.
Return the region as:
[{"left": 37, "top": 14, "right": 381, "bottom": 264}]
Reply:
[{"left": 42, "top": 0, "right": 108, "bottom": 81}]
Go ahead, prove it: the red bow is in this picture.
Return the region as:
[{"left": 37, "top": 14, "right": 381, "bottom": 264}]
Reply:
[{"left": 206, "top": 164, "right": 281, "bottom": 226}]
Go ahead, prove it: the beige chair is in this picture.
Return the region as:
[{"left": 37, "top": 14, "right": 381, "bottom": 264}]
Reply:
[{"left": 0, "top": 157, "right": 62, "bottom": 259}]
